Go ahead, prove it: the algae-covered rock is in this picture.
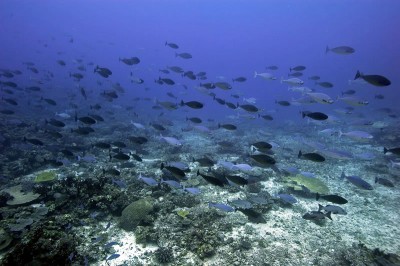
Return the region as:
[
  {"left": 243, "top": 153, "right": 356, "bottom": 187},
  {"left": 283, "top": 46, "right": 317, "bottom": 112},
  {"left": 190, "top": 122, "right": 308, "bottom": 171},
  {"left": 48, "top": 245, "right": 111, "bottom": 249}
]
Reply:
[
  {"left": 285, "top": 174, "right": 329, "bottom": 194},
  {"left": 119, "top": 198, "right": 154, "bottom": 231},
  {"left": 1, "top": 185, "right": 40, "bottom": 206},
  {"left": 34, "top": 170, "right": 57, "bottom": 183}
]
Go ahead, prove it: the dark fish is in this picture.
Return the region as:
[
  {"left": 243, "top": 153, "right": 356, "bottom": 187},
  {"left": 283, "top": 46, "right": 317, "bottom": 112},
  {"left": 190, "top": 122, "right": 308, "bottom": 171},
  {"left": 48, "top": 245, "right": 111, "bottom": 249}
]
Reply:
[
  {"left": 225, "top": 175, "right": 248, "bottom": 186},
  {"left": 90, "top": 114, "right": 104, "bottom": 122},
  {"left": 232, "top": 77, "right": 247, "bottom": 82},
  {"left": 131, "top": 154, "right": 142, "bottom": 162},
  {"left": 303, "top": 211, "right": 332, "bottom": 221},
  {"left": 239, "top": 104, "right": 259, "bottom": 113},
  {"left": 214, "top": 82, "right": 232, "bottom": 90},
  {"left": 46, "top": 118, "right": 65, "bottom": 127},
  {"left": 342, "top": 89, "right": 356, "bottom": 96},
  {"left": 111, "top": 152, "right": 130, "bottom": 161},
  {"left": 341, "top": 172, "right": 373, "bottom": 190},
  {"left": 57, "top": 60, "right": 66, "bottom": 66},
  {"left": 112, "top": 141, "right": 126, "bottom": 148},
  {"left": 298, "top": 150, "right": 325, "bottom": 162},
  {"left": 384, "top": 147, "right": 400, "bottom": 156},
  {"left": 3, "top": 98, "right": 17, "bottom": 105},
  {"left": 2, "top": 81, "right": 17, "bottom": 88},
  {"left": 250, "top": 154, "right": 276, "bottom": 166},
  {"left": 94, "top": 66, "right": 112, "bottom": 78},
  {"left": 218, "top": 123, "right": 237, "bottom": 130},
  {"left": 276, "top": 100, "right": 290, "bottom": 106},
  {"left": 266, "top": 65, "right": 278, "bottom": 70},
  {"left": 316, "top": 193, "right": 348, "bottom": 204},
  {"left": 72, "top": 127, "right": 94, "bottom": 135},
  {"left": 277, "top": 194, "right": 297, "bottom": 204},
  {"left": 119, "top": 57, "right": 140, "bottom": 65},
  {"left": 80, "top": 87, "right": 87, "bottom": 100},
  {"left": 225, "top": 102, "right": 237, "bottom": 109},
  {"left": 161, "top": 163, "right": 186, "bottom": 180},
  {"left": 193, "top": 156, "right": 214, "bottom": 167},
  {"left": 42, "top": 98, "right": 57, "bottom": 106},
  {"left": 158, "top": 77, "right": 175, "bottom": 85},
  {"left": 0, "top": 109, "right": 14, "bottom": 115},
  {"left": 316, "top": 82, "right": 333, "bottom": 88},
  {"left": 186, "top": 117, "right": 202, "bottom": 124},
  {"left": 168, "top": 66, "right": 184, "bottom": 73},
  {"left": 290, "top": 65, "right": 306, "bottom": 72},
  {"left": 288, "top": 72, "right": 303, "bottom": 77},
  {"left": 180, "top": 100, "right": 203, "bottom": 109},
  {"left": 200, "top": 83, "right": 216, "bottom": 89},
  {"left": 175, "top": 52, "right": 192, "bottom": 59},
  {"left": 374, "top": 94, "right": 384, "bottom": 99},
  {"left": 308, "top": 76, "right": 320, "bottom": 81},
  {"left": 165, "top": 42, "right": 179, "bottom": 49},
  {"left": 94, "top": 142, "right": 111, "bottom": 149},
  {"left": 302, "top": 111, "right": 328, "bottom": 120},
  {"left": 197, "top": 170, "right": 225, "bottom": 187},
  {"left": 46, "top": 130, "right": 63, "bottom": 139},
  {"left": 26, "top": 86, "right": 41, "bottom": 91},
  {"left": 326, "top": 46, "right": 355, "bottom": 55},
  {"left": 70, "top": 73, "right": 84, "bottom": 80},
  {"left": 237, "top": 208, "right": 266, "bottom": 223},
  {"left": 375, "top": 177, "right": 394, "bottom": 187},
  {"left": 61, "top": 149, "right": 74, "bottom": 157},
  {"left": 90, "top": 104, "right": 102, "bottom": 110},
  {"left": 354, "top": 70, "right": 390, "bottom": 87},
  {"left": 78, "top": 116, "right": 96, "bottom": 125},
  {"left": 214, "top": 97, "right": 226, "bottom": 105},
  {"left": 259, "top": 114, "right": 273, "bottom": 121},
  {"left": 23, "top": 137, "right": 44, "bottom": 146},
  {"left": 251, "top": 141, "right": 272, "bottom": 152}
]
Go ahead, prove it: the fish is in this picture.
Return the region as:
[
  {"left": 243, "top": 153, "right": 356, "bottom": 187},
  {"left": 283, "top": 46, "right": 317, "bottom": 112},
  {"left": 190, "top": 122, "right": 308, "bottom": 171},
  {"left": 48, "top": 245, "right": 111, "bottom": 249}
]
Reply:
[
  {"left": 340, "top": 172, "right": 373, "bottom": 190},
  {"left": 186, "top": 117, "right": 202, "bottom": 124},
  {"left": 276, "top": 100, "right": 290, "bottom": 106},
  {"left": 308, "top": 75, "right": 320, "bottom": 80},
  {"left": 161, "top": 178, "right": 182, "bottom": 188},
  {"left": 231, "top": 164, "right": 252, "bottom": 171},
  {"left": 290, "top": 65, "right": 306, "bottom": 72},
  {"left": 110, "top": 152, "right": 130, "bottom": 161},
  {"left": 250, "top": 141, "right": 272, "bottom": 152},
  {"left": 225, "top": 175, "right": 248, "bottom": 186},
  {"left": 183, "top": 187, "right": 201, "bottom": 195},
  {"left": 138, "top": 173, "right": 158, "bottom": 186},
  {"left": 338, "top": 130, "right": 373, "bottom": 140},
  {"left": 197, "top": 170, "right": 226, "bottom": 187},
  {"left": 218, "top": 123, "right": 237, "bottom": 130},
  {"left": 106, "top": 254, "right": 120, "bottom": 261},
  {"left": 302, "top": 111, "right": 328, "bottom": 120},
  {"left": 41, "top": 98, "right": 57, "bottom": 106},
  {"left": 342, "top": 89, "right": 356, "bottom": 96},
  {"left": 266, "top": 65, "right": 278, "bottom": 70},
  {"left": 237, "top": 208, "right": 266, "bottom": 223},
  {"left": 281, "top": 77, "right": 304, "bottom": 86},
  {"left": 3, "top": 98, "right": 18, "bottom": 105},
  {"left": 276, "top": 194, "right": 297, "bottom": 204},
  {"left": 315, "top": 81, "right": 333, "bottom": 88},
  {"left": 250, "top": 154, "right": 276, "bottom": 167},
  {"left": 194, "top": 156, "right": 215, "bottom": 167},
  {"left": 23, "top": 137, "right": 44, "bottom": 146},
  {"left": 161, "top": 163, "right": 186, "bottom": 180},
  {"left": 375, "top": 177, "right": 394, "bottom": 187},
  {"left": 94, "top": 66, "right": 112, "bottom": 78},
  {"left": 374, "top": 94, "right": 384, "bottom": 99},
  {"left": 159, "top": 135, "right": 182, "bottom": 146},
  {"left": 303, "top": 211, "right": 332, "bottom": 221},
  {"left": 165, "top": 42, "right": 179, "bottom": 49},
  {"left": 228, "top": 199, "right": 253, "bottom": 209},
  {"left": 325, "top": 46, "right": 355, "bottom": 55},
  {"left": 384, "top": 147, "right": 400, "bottom": 156},
  {"left": 254, "top": 71, "right": 276, "bottom": 80},
  {"left": 288, "top": 71, "right": 303, "bottom": 77},
  {"left": 70, "top": 72, "right": 83, "bottom": 80},
  {"left": 316, "top": 193, "right": 348, "bottom": 204},
  {"left": 175, "top": 52, "right": 192, "bottom": 59},
  {"left": 338, "top": 96, "right": 368, "bottom": 106},
  {"left": 354, "top": 70, "right": 391, "bottom": 87},
  {"left": 78, "top": 116, "right": 96, "bottom": 125},
  {"left": 214, "top": 82, "right": 232, "bottom": 90},
  {"left": 232, "top": 77, "right": 247, "bottom": 82},
  {"left": 119, "top": 57, "right": 140, "bottom": 65},
  {"left": 45, "top": 118, "right": 65, "bottom": 127},
  {"left": 180, "top": 100, "right": 203, "bottom": 109},
  {"left": 318, "top": 204, "right": 347, "bottom": 215},
  {"left": 298, "top": 151, "right": 325, "bottom": 162},
  {"left": 209, "top": 202, "right": 235, "bottom": 212},
  {"left": 238, "top": 104, "right": 259, "bottom": 113}
]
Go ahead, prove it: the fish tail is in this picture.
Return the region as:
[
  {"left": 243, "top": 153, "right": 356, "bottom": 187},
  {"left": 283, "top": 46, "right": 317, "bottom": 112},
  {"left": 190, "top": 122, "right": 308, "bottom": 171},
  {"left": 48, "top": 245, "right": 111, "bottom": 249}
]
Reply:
[
  {"left": 325, "top": 211, "right": 332, "bottom": 220},
  {"left": 325, "top": 46, "right": 329, "bottom": 54},
  {"left": 338, "top": 130, "right": 343, "bottom": 138},
  {"left": 280, "top": 76, "right": 283, "bottom": 84},
  {"left": 375, "top": 177, "right": 379, "bottom": 183},
  {"left": 165, "top": 41, "right": 168, "bottom": 46},
  {"left": 340, "top": 171, "right": 346, "bottom": 179},
  {"left": 316, "top": 193, "right": 320, "bottom": 201},
  {"left": 254, "top": 71, "right": 257, "bottom": 78},
  {"left": 301, "top": 112, "right": 306, "bottom": 118},
  {"left": 354, "top": 70, "right": 361, "bottom": 80},
  {"left": 383, "top": 147, "right": 388, "bottom": 154},
  {"left": 298, "top": 150, "right": 302, "bottom": 158},
  {"left": 318, "top": 204, "right": 323, "bottom": 212},
  {"left": 196, "top": 170, "right": 200, "bottom": 176}
]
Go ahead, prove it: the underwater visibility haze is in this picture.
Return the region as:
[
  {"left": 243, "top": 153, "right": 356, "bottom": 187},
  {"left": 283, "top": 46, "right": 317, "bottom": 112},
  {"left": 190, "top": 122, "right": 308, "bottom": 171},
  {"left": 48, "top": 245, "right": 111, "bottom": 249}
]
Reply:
[{"left": 0, "top": 0, "right": 399, "bottom": 265}]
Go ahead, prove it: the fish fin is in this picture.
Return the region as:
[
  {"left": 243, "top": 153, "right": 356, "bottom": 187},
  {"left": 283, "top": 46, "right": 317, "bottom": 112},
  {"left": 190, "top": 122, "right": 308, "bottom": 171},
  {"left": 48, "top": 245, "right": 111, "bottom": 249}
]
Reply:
[
  {"left": 325, "top": 46, "right": 329, "bottom": 54},
  {"left": 354, "top": 70, "right": 361, "bottom": 80},
  {"left": 254, "top": 71, "right": 257, "bottom": 78},
  {"left": 318, "top": 204, "right": 323, "bottom": 212},
  {"left": 298, "top": 150, "right": 302, "bottom": 158},
  {"left": 383, "top": 147, "right": 388, "bottom": 154}
]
